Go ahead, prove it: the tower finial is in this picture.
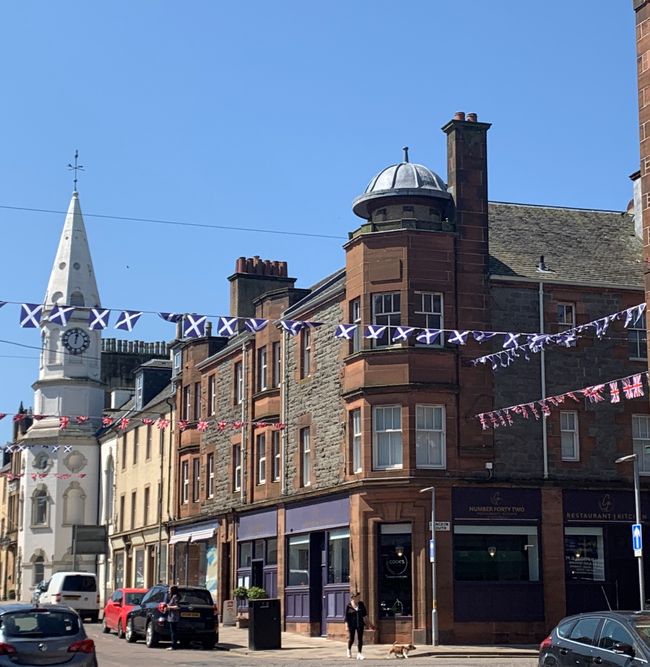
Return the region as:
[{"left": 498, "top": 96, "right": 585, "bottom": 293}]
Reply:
[
  {"left": 67, "top": 150, "right": 84, "bottom": 192},
  {"left": 402, "top": 146, "right": 409, "bottom": 163}
]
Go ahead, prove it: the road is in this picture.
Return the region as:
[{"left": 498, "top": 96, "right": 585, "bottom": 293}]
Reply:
[{"left": 87, "top": 624, "right": 539, "bottom": 667}]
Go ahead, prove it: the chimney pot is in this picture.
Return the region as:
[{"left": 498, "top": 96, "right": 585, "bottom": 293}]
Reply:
[
  {"left": 236, "top": 257, "right": 246, "bottom": 273},
  {"left": 454, "top": 111, "right": 466, "bottom": 121},
  {"left": 467, "top": 112, "right": 478, "bottom": 122}
]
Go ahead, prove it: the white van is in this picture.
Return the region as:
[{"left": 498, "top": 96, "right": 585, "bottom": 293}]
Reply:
[{"left": 38, "top": 571, "right": 99, "bottom": 622}]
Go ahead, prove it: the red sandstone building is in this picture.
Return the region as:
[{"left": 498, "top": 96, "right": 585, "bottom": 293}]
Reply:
[{"left": 166, "top": 111, "right": 649, "bottom": 644}]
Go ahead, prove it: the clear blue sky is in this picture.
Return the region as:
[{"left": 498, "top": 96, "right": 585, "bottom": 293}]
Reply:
[{"left": 0, "top": 1, "right": 639, "bottom": 442}]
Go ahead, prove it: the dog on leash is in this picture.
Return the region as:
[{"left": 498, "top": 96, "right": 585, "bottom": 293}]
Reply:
[{"left": 387, "top": 642, "right": 416, "bottom": 658}]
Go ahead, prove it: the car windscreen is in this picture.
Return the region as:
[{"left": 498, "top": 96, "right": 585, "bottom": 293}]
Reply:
[
  {"left": 0, "top": 611, "right": 80, "bottom": 638},
  {"left": 632, "top": 619, "right": 650, "bottom": 646},
  {"left": 62, "top": 575, "right": 96, "bottom": 592},
  {"left": 178, "top": 589, "right": 213, "bottom": 605},
  {"left": 125, "top": 592, "right": 143, "bottom": 606}
]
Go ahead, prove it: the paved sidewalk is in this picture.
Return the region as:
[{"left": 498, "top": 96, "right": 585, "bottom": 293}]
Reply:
[{"left": 218, "top": 624, "right": 539, "bottom": 660}]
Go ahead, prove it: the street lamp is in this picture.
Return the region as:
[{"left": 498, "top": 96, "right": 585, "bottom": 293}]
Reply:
[
  {"left": 419, "top": 486, "right": 437, "bottom": 645},
  {"left": 615, "top": 453, "right": 645, "bottom": 610}
]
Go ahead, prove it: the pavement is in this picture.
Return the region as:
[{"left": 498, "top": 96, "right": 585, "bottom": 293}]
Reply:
[{"left": 216, "top": 624, "right": 540, "bottom": 660}]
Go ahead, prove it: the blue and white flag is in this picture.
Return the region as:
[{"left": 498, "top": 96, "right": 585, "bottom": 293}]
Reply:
[
  {"left": 217, "top": 316, "right": 238, "bottom": 337},
  {"left": 364, "top": 325, "right": 386, "bottom": 340},
  {"left": 416, "top": 329, "right": 442, "bottom": 345},
  {"left": 184, "top": 314, "right": 207, "bottom": 338},
  {"left": 0, "top": 301, "right": 6, "bottom": 309},
  {"left": 48, "top": 305, "right": 75, "bottom": 326},
  {"left": 392, "top": 326, "right": 415, "bottom": 342},
  {"left": 593, "top": 318, "right": 610, "bottom": 339},
  {"left": 502, "top": 333, "right": 520, "bottom": 349},
  {"left": 245, "top": 318, "right": 268, "bottom": 333},
  {"left": 115, "top": 310, "right": 142, "bottom": 331},
  {"left": 159, "top": 312, "right": 183, "bottom": 323},
  {"left": 334, "top": 324, "right": 358, "bottom": 340},
  {"left": 625, "top": 304, "right": 646, "bottom": 328},
  {"left": 473, "top": 331, "right": 499, "bottom": 343},
  {"left": 88, "top": 308, "right": 110, "bottom": 330},
  {"left": 448, "top": 330, "right": 470, "bottom": 345},
  {"left": 63, "top": 445, "right": 72, "bottom": 453},
  {"left": 20, "top": 303, "right": 43, "bottom": 328},
  {"left": 279, "top": 320, "right": 304, "bottom": 336}
]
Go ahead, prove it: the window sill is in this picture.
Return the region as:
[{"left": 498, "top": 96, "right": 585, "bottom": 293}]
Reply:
[{"left": 372, "top": 466, "right": 404, "bottom": 472}]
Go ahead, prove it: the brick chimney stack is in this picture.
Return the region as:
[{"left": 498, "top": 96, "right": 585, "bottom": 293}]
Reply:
[{"left": 228, "top": 256, "right": 296, "bottom": 318}]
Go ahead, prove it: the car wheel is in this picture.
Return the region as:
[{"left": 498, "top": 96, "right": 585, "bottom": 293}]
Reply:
[
  {"left": 145, "top": 622, "right": 159, "bottom": 648},
  {"left": 102, "top": 617, "right": 111, "bottom": 634},
  {"left": 117, "top": 620, "right": 124, "bottom": 639},
  {"left": 125, "top": 619, "right": 137, "bottom": 643},
  {"left": 202, "top": 637, "right": 216, "bottom": 650}
]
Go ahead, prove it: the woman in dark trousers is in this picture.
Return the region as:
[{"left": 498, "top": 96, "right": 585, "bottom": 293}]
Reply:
[
  {"left": 165, "top": 585, "right": 180, "bottom": 650},
  {"left": 345, "top": 591, "right": 369, "bottom": 660}
]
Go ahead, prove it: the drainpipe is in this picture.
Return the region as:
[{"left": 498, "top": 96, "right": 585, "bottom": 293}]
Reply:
[
  {"left": 156, "top": 412, "right": 165, "bottom": 583},
  {"left": 165, "top": 395, "right": 174, "bottom": 584},
  {"left": 280, "top": 331, "right": 288, "bottom": 495},
  {"left": 539, "top": 281, "right": 549, "bottom": 480},
  {"left": 240, "top": 342, "right": 247, "bottom": 504}
]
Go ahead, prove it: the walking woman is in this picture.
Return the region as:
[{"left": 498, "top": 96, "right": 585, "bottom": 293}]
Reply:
[
  {"left": 345, "top": 591, "right": 369, "bottom": 660},
  {"left": 165, "top": 585, "right": 180, "bottom": 650}
]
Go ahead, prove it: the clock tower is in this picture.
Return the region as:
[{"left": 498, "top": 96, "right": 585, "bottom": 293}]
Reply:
[{"left": 18, "top": 190, "right": 104, "bottom": 600}]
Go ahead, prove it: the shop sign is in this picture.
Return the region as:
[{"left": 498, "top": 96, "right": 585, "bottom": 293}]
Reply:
[
  {"left": 222, "top": 600, "right": 236, "bottom": 626},
  {"left": 452, "top": 487, "right": 541, "bottom": 520},
  {"left": 384, "top": 553, "right": 409, "bottom": 579},
  {"left": 563, "top": 490, "right": 650, "bottom": 523}
]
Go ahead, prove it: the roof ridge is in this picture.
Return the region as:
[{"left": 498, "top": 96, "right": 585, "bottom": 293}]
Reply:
[{"left": 489, "top": 200, "right": 627, "bottom": 215}]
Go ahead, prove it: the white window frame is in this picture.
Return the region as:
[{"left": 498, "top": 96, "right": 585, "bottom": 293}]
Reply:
[
  {"left": 372, "top": 292, "right": 401, "bottom": 348},
  {"left": 373, "top": 405, "right": 403, "bottom": 470},
  {"left": 633, "top": 414, "right": 650, "bottom": 474},
  {"left": 173, "top": 350, "right": 182, "bottom": 375},
  {"left": 257, "top": 347, "right": 268, "bottom": 392},
  {"left": 192, "top": 457, "right": 200, "bottom": 502},
  {"left": 416, "top": 404, "right": 446, "bottom": 468},
  {"left": 208, "top": 375, "right": 216, "bottom": 416},
  {"left": 206, "top": 453, "right": 214, "bottom": 498},
  {"left": 272, "top": 342, "right": 281, "bottom": 388},
  {"left": 181, "top": 461, "right": 189, "bottom": 504},
  {"left": 135, "top": 373, "right": 144, "bottom": 410},
  {"left": 301, "top": 428, "right": 311, "bottom": 487},
  {"left": 183, "top": 385, "right": 191, "bottom": 421},
  {"left": 560, "top": 411, "right": 580, "bottom": 461},
  {"left": 234, "top": 445, "right": 242, "bottom": 492},
  {"left": 301, "top": 329, "right": 312, "bottom": 378},
  {"left": 351, "top": 298, "right": 361, "bottom": 353},
  {"left": 31, "top": 488, "right": 49, "bottom": 527},
  {"left": 235, "top": 362, "right": 244, "bottom": 405},
  {"left": 557, "top": 302, "right": 576, "bottom": 328},
  {"left": 351, "top": 409, "right": 362, "bottom": 473},
  {"left": 415, "top": 292, "right": 443, "bottom": 346},
  {"left": 629, "top": 314, "right": 648, "bottom": 361},
  {"left": 257, "top": 433, "right": 266, "bottom": 485},
  {"left": 272, "top": 430, "right": 281, "bottom": 481}
]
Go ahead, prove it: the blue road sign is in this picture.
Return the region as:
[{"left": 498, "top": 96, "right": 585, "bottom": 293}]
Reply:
[
  {"left": 429, "top": 538, "right": 435, "bottom": 563},
  {"left": 633, "top": 523, "right": 643, "bottom": 552}
]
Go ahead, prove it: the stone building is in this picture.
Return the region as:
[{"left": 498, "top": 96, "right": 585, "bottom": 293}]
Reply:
[{"left": 166, "top": 111, "right": 650, "bottom": 644}]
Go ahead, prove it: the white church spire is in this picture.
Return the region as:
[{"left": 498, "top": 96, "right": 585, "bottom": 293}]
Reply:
[{"left": 44, "top": 191, "right": 100, "bottom": 309}]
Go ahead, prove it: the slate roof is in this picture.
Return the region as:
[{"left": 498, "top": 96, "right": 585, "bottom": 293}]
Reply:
[{"left": 488, "top": 202, "right": 643, "bottom": 288}]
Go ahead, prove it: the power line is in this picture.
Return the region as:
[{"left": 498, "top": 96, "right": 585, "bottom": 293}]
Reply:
[{"left": 0, "top": 203, "right": 347, "bottom": 241}]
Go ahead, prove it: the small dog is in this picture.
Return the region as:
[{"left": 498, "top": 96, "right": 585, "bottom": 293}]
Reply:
[{"left": 388, "top": 642, "right": 416, "bottom": 658}]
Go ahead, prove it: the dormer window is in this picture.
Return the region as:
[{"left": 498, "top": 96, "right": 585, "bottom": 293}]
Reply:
[
  {"left": 173, "top": 350, "right": 182, "bottom": 376},
  {"left": 135, "top": 373, "right": 144, "bottom": 411}
]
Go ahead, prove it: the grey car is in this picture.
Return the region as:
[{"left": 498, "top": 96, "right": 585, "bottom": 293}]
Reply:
[{"left": 0, "top": 603, "right": 97, "bottom": 666}]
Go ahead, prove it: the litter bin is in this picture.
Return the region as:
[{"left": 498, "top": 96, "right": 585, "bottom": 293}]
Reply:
[{"left": 248, "top": 598, "right": 281, "bottom": 650}]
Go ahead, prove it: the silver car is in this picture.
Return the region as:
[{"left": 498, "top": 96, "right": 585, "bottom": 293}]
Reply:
[{"left": 0, "top": 604, "right": 97, "bottom": 666}]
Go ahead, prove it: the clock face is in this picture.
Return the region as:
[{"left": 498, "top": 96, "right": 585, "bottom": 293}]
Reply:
[{"left": 62, "top": 327, "right": 91, "bottom": 355}]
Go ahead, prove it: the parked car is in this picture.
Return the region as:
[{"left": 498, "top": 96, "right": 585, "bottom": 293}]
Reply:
[
  {"left": 539, "top": 610, "right": 650, "bottom": 666},
  {"left": 125, "top": 584, "right": 218, "bottom": 649},
  {"left": 30, "top": 579, "right": 49, "bottom": 605},
  {"left": 0, "top": 603, "right": 97, "bottom": 666},
  {"left": 38, "top": 572, "right": 99, "bottom": 623},
  {"left": 102, "top": 588, "right": 146, "bottom": 638}
]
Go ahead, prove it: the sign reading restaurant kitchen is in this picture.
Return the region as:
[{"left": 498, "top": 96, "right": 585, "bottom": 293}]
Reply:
[
  {"left": 563, "top": 490, "right": 650, "bottom": 523},
  {"left": 452, "top": 487, "right": 541, "bottom": 521}
]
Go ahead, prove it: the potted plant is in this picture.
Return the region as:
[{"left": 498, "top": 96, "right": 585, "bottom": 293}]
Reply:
[
  {"left": 233, "top": 586, "right": 249, "bottom": 628},
  {"left": 247, "top": 586, "right": 267, "bottom": 600}
]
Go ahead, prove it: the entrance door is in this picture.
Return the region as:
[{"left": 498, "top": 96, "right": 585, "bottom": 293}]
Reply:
[
  {"left": 321, "top": 539, "right": 328, "bottom": 636},
  {"left": 251, "top": 560, "right": 264, "bottom": 589},
  {"left": 309, "top": 532, "right": 324, "bottom": 636}
]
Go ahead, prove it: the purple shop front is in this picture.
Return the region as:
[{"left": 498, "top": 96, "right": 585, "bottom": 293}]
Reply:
[{"left": 237, "top": 508, "right": 278, "bottom": 603}]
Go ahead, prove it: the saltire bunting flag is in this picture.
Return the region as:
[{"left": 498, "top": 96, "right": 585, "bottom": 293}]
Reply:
[
  {"left": 159, "top": 312, "right": 183, "bottom": 323},
  {"left": 448, "top": 330, "right": 470, "bottom": 345},
  {"left": 115, "top": 310, "right": 142, "bottom": 331},
  {"left": 392, "top": 326, "right": 415, "bottom": 342},
  {"left": 20, "top": 303, "right": 43, "bottom": 328},
  {"left": 63, "top": 445, "right": 72, "bottom": 453},
  {"left": 334, "top": 324, "right": 357, "bottom": 340},
  {"left": 217, "top": 316, "right": 238, "bottom": 337},
  {"left": 305, "top": 321, "right": 324, "bottom": 329},
  {"left": 0, "top": 301, "right": 5, "bottom": 309},
  {"left": 416, "top": 329, "right": 441, "bottom": 345},
  {"left": 245, "top": 318, "right": 268, "bottom": 333},
  {"left": 364, "top": 325, "right": 386, "bottom": 340},
  {"left": 473, "top": 331, "right": 499, "bottom": 343},
  {"left": 625, "top": 303, "right": 646, "bottom": 328},
  {"left": 48, "top": 305, "right": 75, "bottom": 326},
  {"left": 280, "top": 320, "right": 304, "bottom": 336},
  {"left": 184, "top": 314, "right": 207, "bottom": 338},
  {"left": 88, "top": 308, "right": 110, "bottom": 330},
  {"left": 593, "top": 318, "right": 610, "bottom": 339},
  {"left": 502, "top": 333, "right": 520, "bottom": 349}
]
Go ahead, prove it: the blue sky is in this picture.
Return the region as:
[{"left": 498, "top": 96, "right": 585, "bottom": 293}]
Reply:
[{"left": 0, "top": 2, "right": 639, "bottom": 442}]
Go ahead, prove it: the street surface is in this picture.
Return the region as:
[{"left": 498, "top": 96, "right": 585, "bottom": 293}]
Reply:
[{"left": 86, "top": 623, "right": 539, "bottom": 667}]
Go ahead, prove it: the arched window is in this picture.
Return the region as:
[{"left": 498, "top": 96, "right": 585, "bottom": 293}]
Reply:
[
  {"left": 69, "top": 291, "right": 84, "bottom": 307},
  {"left": 31, "top": 486, "right": 49, "bottom": 526},
  {"left": 33, "top": 555, "right": 44, "bottom": 585},
  {"left": 63, "top": 482, "right": 86, "bottom": 526}
]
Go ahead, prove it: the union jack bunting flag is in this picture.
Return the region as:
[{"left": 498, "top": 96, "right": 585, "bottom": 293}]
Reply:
[
  {"left": 48, "top": 305, "right": 75, "bottom": 326},
  {"left": 184, "top": 314, "right": 207, "bottom": 338},
  {"left": 88, "top": 308, "right": 110, "bottom": 330},
  {"left": 115, "top": 310, "right": 142, "bottom": 332},
  {"left": 20, "top": 303, "right": 43, "bottom": 328},
  {"left": 245, "top": 318, "right": 268, "bottom": 333}
]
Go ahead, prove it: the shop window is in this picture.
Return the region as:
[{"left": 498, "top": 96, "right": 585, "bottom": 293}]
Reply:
[
  {"left": 288, "top": 535, "right": 310, "bottom": 586},
  {"left": 560, "top": 411, "right": 579, "bottom": 461},
  {"left": 415, "top": 292, "right": 443, "bottom": 344},
  {"left": 378, "top": 524, "right": 412, "bottom": 618},
  {"left": 629, "top": 313, "right": 647, "bottom": 360},
  {"left": 257, "top": 347, "right": 268, "bottom": 392},
  {"left": 239, "top": 542, "right": 252, "bottom": 569},
  {"left": 257, "top": 433, "right": 266, "bottom": 485},
  {"left": 415, "top": 405, "right": 445, "bottom": 468},
  {"left": 271, "top": 342, "right": 281, "bottom": 388},
  {"left": 565, "top": 527, "right": 604, "bottom": 581},
  {"left": 372, "top": 293, "right": 401, "bottom": 348},
  {"left": 453, "top": 525, "right": 539, "bottom": 582},
  {"left": 267, "top": 538, "right": 278, "bottom": 565},
  {"left": 114, "top": 552, "right": 124, "bottom": 590},
  {"left": 350, "top": 298, "right": 361, "bottom": 354},
  {"left": 327, "top": 528, "right": 350, "bottom": 584},
  {"left": 633, "top": 414, "right": 650, "bottom": 474},
  {"left": 134, "top": 549, "right": 145, "bottom": 588},
  {"left": 300, "top": 428, "right": 311, "bottom": 487},
  {"left": 351, "top": 409, "right": 362, "bottom": 473},
  {"left": 272, "top": 431, "right": 281, "bottom": 481},
  {"left": 373, "top": 405, "right": 403, "bottom": 470}
]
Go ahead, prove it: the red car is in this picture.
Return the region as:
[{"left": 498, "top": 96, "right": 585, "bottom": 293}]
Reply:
[{"left": 102, "top": 588, "right": 147, "bottom": 638}]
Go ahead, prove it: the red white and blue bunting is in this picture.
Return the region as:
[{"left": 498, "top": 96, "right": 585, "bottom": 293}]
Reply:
[{"left": 476, "top": 372, "right": 649, "bottom": 430}]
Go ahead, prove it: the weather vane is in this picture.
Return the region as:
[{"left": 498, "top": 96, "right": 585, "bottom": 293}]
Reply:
[
  {"left": 67, "top": 150, "right": 84, "bottom": 192},
  {"left": 403, "top": 146, "right": 409, "bottom": 163}
]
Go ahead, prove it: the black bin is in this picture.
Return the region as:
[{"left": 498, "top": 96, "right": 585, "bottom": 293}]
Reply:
[{"left": 248, "top": 598, "right": 281, "bottom": 650}]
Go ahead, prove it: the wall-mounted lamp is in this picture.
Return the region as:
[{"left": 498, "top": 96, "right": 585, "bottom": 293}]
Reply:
[
  {"left": 524, "top": 544, "right": 537, "bottom": 552},
  {"left": 395, "top": 545, "right": 405, "bottom": 558},
  {"left": 487, "top": 546, "right": 497, "bottom": 558}
]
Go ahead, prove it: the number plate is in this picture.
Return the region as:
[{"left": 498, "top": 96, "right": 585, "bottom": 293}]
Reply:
[
  {"left": 63, "top": 595, "right": 81, "bottom": 600},
  {"left": 181, "top": 612, "right": 200, "bottom": 618}
]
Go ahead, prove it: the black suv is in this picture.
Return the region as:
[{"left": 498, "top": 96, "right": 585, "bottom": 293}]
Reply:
[{"left": 124, "top": 585, "right": 218, "bottom": 650}]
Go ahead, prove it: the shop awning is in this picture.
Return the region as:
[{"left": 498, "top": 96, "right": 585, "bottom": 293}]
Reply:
[
  {"left": 169, "top": 519, "right": 219, "bottom": 545},
  {"left": 168, "top": 533, "right": 191, "bottom": 545},
  {"left": 190, "top": 528, "right": 216, "bottom": 542}
]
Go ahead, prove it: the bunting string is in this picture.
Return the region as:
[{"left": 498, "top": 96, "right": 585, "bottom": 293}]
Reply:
[{"left": 477, "top": 372, "right": 649, "bottom": 430}]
